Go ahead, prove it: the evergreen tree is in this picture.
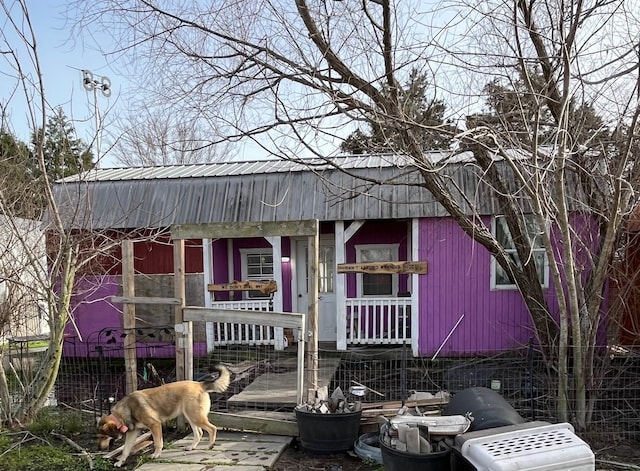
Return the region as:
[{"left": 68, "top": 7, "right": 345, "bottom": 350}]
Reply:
[
  {"left": 31, "top": 108, "right": 94, "bottom": 181},
  {"left": 468, "top": 72, "right": 610, "bottom": 150},
  {"left": 341, "top": 69, "right": 452, "bottom": 154},
  {"left": 0, "top": 132, "right": 43, "bottom": 218}
]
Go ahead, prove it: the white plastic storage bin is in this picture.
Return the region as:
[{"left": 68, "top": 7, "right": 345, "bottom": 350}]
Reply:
[{"left": 454, "top": 421, "right": 594, "bottom": 471}]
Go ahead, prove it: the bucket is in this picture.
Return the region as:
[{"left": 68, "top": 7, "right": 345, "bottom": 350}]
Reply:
[
  {"left": 443, "top": 387, "right": 524, "bottom": 431},
  {"left": 379, "top": 424, "right": 451, "bottom": 471},
  {"left": 295, "top": 408, "right": 362, "bottom": 453}
]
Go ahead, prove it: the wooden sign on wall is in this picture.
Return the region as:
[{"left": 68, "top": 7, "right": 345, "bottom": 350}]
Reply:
[
  {"left": 337, "top": 261, "right": 428, "bottom": 274},
  {"left": 207, "top": 280, "right": 278, "bottom": 294}
]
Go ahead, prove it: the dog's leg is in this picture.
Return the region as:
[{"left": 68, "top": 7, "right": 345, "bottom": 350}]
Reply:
[
  {"left": 114, "top": 429, "right": 140, "bottom": 468},
  {"left": 149, "top": 421, "right": 164, "bottom": 459},
  {"left": 185, "top": 424, "right": 203, "bottom": 451},
  {"left": 205, "top": 422, "right": 218, "bottom": 449},
  {"left": 191, "top": 417, "right": 218, "bottom": 449}
]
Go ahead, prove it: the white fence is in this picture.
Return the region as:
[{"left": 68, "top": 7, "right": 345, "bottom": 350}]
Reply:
[
  {"left": 206, "top": 300, "right": 276, "bottom": 347},
  {"left": 346, "top": 297, "right": 412, "bottom": 345}
]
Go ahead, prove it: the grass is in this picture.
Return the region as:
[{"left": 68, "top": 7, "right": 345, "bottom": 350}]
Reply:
[
  {"left": 0, "top": 407, "right": 113, "bottom": 471},
  {"left": 27, "top": 407, "right": 86, "bottom": 434}
]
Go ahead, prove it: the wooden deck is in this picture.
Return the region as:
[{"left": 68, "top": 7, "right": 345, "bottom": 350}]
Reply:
[{"left": 227, "top": 357, "right": 341, "bottom": 409}]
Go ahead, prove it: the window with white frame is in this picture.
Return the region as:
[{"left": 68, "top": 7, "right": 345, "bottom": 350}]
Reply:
[
  {"left": 241, "top": 249, "right": 273, "bottom": 298},
  {"left": 491, "top": 215, "right": 548, "bottom": 290},
  {"left": 356, "top": 244, "right": 399, "bottom": 297}
]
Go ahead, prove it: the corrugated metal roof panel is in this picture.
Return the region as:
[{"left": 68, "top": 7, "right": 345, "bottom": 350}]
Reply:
[
  {"left": 58, "top": 154, "right": 449, "bottom": 183},
  {"left": 51, "top": 153, "right": 545, "bottom": 230}
]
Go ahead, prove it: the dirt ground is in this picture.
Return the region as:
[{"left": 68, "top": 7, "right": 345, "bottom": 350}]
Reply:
[
  {"left": 87, "top": 432, "right": 640, "bottom": 471},
  {"left": 103, "top": 428, "right": 640, "bottom": 471},
  {"left": 271, "top": 442, "right": 640, "bottom": 471},
  {"left": 269, "top": 437, "right": 640, "bottom": 471},
  {"left": 75, "top": 422, "right": 640, "bottom": 470},
  {"left": 272, "top": 440, "right": 380, "bottom": 471}
]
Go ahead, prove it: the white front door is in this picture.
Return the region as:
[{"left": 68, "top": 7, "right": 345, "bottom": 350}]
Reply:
[{"left": 296, "top": 239, "right": 337, "bottom": 342}]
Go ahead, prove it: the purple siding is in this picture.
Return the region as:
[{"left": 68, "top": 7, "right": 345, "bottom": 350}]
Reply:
[
  {"left": 419, "top": 217, "right": 539, "bottom": 356},
  {"left": 63, "top": 276, "right": 121, "bottom": 356},
  {"left": 345, "top": 220, "right": 410, "bottom": 297},
  {"left": 66, "top": 276, "right": 122, "bottom": 340},
  {"left": 211, "top": 237, "right": 293, "bottom": 311},
  {"left": 63, "top": 276, "right": 208, "bottom": 358},
  {"left": 62, "top": 216, "right": 603, "bottom": 358}
]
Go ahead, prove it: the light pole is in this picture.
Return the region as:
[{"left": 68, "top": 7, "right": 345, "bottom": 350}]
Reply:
[{"left": 82, "top": 70, "right": 111, "bottom": 168}]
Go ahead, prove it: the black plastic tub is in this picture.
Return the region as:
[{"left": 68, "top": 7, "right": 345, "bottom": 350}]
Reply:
[
  {"left": 379, "top": 424, "right": 451, "bottom": 471},
  {"left": 443, "top": 387, "right": 524, "bottom": 431},
  {"left": 295, "top": 408, "right": 362, "bottom": 453}
]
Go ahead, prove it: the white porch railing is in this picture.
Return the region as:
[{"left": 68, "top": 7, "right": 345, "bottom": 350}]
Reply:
[
  {"left": 207, "top": 300, "right": 275, "bottom": 346},
  {"left": 346, "top": 297, "right": 412, "bottom": 345}
]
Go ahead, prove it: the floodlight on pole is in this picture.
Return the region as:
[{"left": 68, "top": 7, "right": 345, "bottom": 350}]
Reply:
[{"left": 82, "top": 70, "right": 111, "bottom": 168}]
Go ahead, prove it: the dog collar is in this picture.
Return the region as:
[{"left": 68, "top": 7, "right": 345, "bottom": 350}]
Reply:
[{"left": 108, "top": 414, "right": 128, "bottom": 433}]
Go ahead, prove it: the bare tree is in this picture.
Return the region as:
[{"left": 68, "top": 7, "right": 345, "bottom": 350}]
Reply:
[
  {"left": 112, "top": 105, "right": 237, "bottom": 166},
  {"left": 69, "top": 0, "right": 640, "bottom": 429},
  {"left": 0, "top": 0, "right": 136, "bottom": 426}
]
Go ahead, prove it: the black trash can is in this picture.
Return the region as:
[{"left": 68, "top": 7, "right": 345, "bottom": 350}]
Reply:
[
  {"left": 379, "top": 423, "right": 451, "bottom": 471},
  {"left": 295, "top": 408, "right": 362, "bottom": 453},
  {"left": 443, "top": 387, "right": 524, "bottom": 431}
]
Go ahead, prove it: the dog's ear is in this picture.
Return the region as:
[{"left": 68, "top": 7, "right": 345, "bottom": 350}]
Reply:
[
  {"left": 97, "top": 416, "right": 121, "bottom": 437},
  {"left": 96, "top": 415, "right": 111, "bottom": 430}
]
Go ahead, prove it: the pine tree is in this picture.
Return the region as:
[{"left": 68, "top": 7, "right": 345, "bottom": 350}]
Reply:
[
  {"left": 31, "top": 108, "right": 94, "bottom": 181},
  {"left": 0, "top": 132, "right": 42, "bottom": 218},
  {"left": 341, "top": 69, "right": 452, "bottom": 154},
  {"left": 468, "top": 72, "right": 610, "bottom": 150}
]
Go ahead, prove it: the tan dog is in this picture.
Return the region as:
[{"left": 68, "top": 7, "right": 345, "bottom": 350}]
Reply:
[{"left": 97, "top": 364, "right": 230, "bottom": 467}]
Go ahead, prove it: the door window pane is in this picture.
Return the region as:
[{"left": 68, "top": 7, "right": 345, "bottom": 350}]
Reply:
[{"left": 319, "top": 245, "right": 334, "bottom": 294}]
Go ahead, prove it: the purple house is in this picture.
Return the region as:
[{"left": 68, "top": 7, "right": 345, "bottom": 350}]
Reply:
[{"left": 54, "top": 153, "right": 571, "bottom": 357}]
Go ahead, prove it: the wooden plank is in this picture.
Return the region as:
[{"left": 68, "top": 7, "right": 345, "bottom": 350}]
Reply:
[
  {"left": 183, "top": 307, "right": 304, "bottom": 329},
  {"left": 337, "top": 260, "right": 428, "bottom": 274},
  {"left": 208, "top": 280, "right": 277, "bottom": 294},
  {"left": 111, "top": 296, "right": 182, "bottom": 305},
  {"left": 122, "top": 240, "right": 137, "bottom": 395},
  {"left": 171, "top": 219, "right": 319, "bottom": 239},
  {"left": 362, "top": 408, "right": 442, "bottom": 418},
  {"left": 227, "top": 358, "right": 339, "bottom": 409},
  {"left": 359, "top": 397, "right": 448, "bottom": 410},
  {"left": 209, "top": 412, "right": 298, "bottom": 436}
]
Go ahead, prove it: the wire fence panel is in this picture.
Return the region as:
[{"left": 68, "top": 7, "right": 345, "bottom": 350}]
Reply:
[{"left": 4, "top": 332, "right": 638, "bottom": 446}]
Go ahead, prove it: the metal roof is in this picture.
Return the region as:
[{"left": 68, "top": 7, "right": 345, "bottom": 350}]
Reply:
[
  {"left": 51, "top": 153, "right": 518, "bottom": 229},
  {"left": 57, "top": 153, "right": 443, "bottom": 183}
]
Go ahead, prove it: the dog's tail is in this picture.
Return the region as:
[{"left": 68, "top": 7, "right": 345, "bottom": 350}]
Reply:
[{"left": 201, "top": 363, "right": 231, "bottom": 393}]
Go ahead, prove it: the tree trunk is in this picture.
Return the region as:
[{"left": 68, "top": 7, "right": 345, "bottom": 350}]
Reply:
[{"left": 16, "top": 250, "right": 75, "bottom": 424}]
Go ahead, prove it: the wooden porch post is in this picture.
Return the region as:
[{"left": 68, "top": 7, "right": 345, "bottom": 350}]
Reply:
[
  {"left": 122, "top": 240, "right": 137, "bottom": 394},
  {"left": 305, "top": 230, "right": 319, "bottom": 394},
  {"left": 203, "top": 238, "right": 215, "bottom": 352},
  {"left": 335, "top": 221, "right": 365, "bottom": 351},
  {"left": 335, "top": 221, "right": 347, "bottom": 350},
  {"left": 411, "top": 218, "right": 420, "bottom": 357},
  {"left": 266, "top": 236, "right": 285, "bottom": 350},
  {"left": 174, "top": 239, "right": 190, "bottom": 381}
]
